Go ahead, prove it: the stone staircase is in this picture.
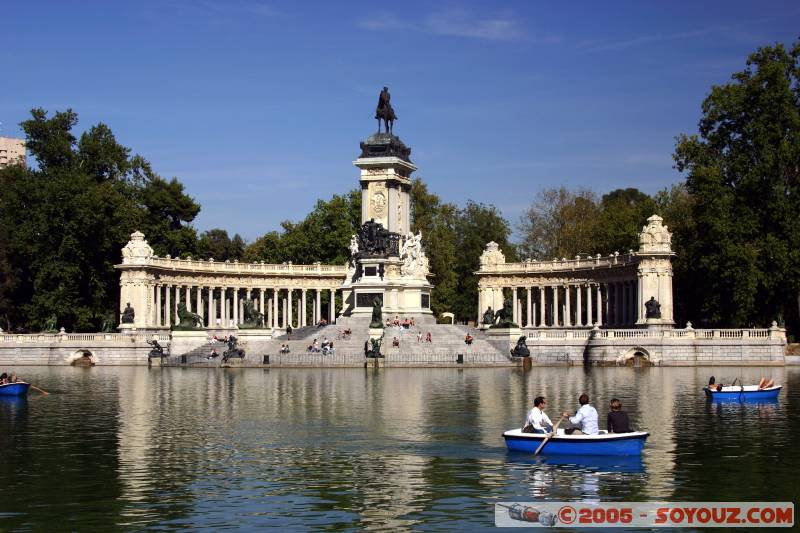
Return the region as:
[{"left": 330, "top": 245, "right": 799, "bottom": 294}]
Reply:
[{"left": 162, "top": 318, "right": 516, "bottom": 367}]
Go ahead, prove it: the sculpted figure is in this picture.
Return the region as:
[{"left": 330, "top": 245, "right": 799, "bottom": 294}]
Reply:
[
  {"left": 482, "top": 307, "right": 495, "bottom": 325},
  {"left": 492, "top": 298, "right": 518, "bottom": 328},
  {"left": 511, "top": 336, "right": 531, "bottom": 357},
  {"left": 173, "top": 302, "right": 204, "bottom": 330},
  {"left": 369, "top": 297, "right": 384, "bottom": 329},
  {"left": 375, "top": 86, "right": 397, "bottom": 134},
  {"left": 121, "top": 302, "right": 135, "bottom": 324},
  {"left": 645, "top": 297, "right": 662, "bottom": 319},
  {"left": 240, "top": 300, "right": 264, "bottom": 329}
]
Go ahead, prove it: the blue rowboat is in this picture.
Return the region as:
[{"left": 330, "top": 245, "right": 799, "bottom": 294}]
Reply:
[
  {"left": 503, "top": 429, "right": 648, "bottom": 456},
  {"left": 0, "top": 382, "right": 30, "bottom": 397},
  {"left": 704, "top": 385, "right": 781, "bottom": 402}
]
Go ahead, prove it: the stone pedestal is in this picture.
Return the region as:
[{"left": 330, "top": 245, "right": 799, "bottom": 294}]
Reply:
[
  {"left": 368, "top": 328, "right": 384, "bottom": 340},
  {"left": 237, "top": 329, "right": 274, "bottom": 344},
  {"left": 486, "top": 327, "right": 523, "bottom": 357},
  {"left": 169, "top": 330, "right": 208, "bottom": 357},
  {"left": 118, "top": 323, "right": 137, "bottom": 334}
]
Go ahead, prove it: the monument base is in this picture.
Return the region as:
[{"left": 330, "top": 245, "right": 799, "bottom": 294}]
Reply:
[
  {"left": 368, "top": 328, "right": 385, "bottom": 340},
  {"left": 237, "top": 329, "right": 274, "bottom": 344},
  {"left": 117, "top": 323, "right": 137, "bottom": 334},
  {"left": 169, "top": 329, "right": 208, "bottom": 357}
]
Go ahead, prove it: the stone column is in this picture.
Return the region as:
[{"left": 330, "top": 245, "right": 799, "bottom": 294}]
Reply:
[
  {"left": 207, "top": 287, "right": 214, "bottom": 327},
  {"left": 287, "top": 289, "right": 293, "bottom": 328},
  {"left": 301, "top": 289, "right": 307, "bottom": 327},
  {"left": 596, "top": 283, "right": 603, "bottom": 326},
  {"left": 164, "top": 284, "right": 171, "bottom": 327},
  {"left": 329, "top": 288, "right": 335, "bottom": 323},
  {"left": 565, "top": 284, "right": 572, "bottom": 327},
  {"left": 260, "top": 288, "right": 265, "bottom": 316},
  {"left": 155, "top": 284, "right": 162, "bottom": 326},
  {"left": 194, "top": 286, "right": 201, "bottom": 318},
  {"left": 185, "top": 286, "right": 191, "bottom": 313},
  {"left": 553, "top": 285, "right": 559, "bottom": 327},
  {"left": 587, "top": 284, "right": 593, "bottom": 326},
  {"left": 512, "top": 288, "right": 518, "bottom": 325},
  {"left": 231, "top": 288, "right": 238, "bottom": 327},
  {"left": 273, "top": 289, "right": 280, "bottom": 328},
  {"left": 576, "top": 284, "right": 583, "bottom": 326},
  {"left": 315, "top": 289, "right": 322, "bottom": 325},
  {"left": 526, "top": 287, "right": 532, "bottom": 328},
  {"left": 539, "top": 286, "right": 546, "bottom": 327}
]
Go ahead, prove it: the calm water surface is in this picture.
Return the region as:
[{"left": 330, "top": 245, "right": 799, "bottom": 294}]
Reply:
[{"left": 0, "top": 366, "right": 798, "bottom": 531}]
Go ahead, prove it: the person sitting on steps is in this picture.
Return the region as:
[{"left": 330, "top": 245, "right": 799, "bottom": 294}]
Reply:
[{"left": 392, "top": 337, "right": 400, "bottom": 348}]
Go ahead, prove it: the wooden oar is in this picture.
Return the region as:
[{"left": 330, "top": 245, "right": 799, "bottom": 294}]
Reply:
[
  {"left": 534, "top": 414, "right": 566, "bottom": 456},
  {"left": 29, "top": 384, "right": 49, "bottom": 396}
]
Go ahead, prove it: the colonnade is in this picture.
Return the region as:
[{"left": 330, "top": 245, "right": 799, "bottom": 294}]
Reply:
[
  {"left": 480, "top": 280, "right": 639, "bottom": 328},
  {"left": 149, "top": 285, "right": 337, "bottom": 329}
]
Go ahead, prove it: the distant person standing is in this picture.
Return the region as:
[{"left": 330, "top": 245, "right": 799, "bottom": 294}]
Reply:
[
  {"left": 606, "top": 398, "right": 631, "bottom": 433},
  {"left": 563, "top": 393, "right": 599, "bottom": 435}
]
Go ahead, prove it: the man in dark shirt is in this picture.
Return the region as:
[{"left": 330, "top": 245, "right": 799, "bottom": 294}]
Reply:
[{"left": 607, "top": 398, "right": 632, "bottom": 433}]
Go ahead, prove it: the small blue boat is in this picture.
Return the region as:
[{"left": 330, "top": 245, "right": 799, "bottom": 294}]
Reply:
[
  {"left": 0, "top": 382, "right": 30, "bottom": 397},
  {"left": 704, "top": 385, "right": 781, "bottom": 402},
  {"left": 503, "top": 429, "right": 648, "bottom": 456}
]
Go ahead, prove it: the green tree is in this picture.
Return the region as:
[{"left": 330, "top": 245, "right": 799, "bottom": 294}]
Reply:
[
  {"left": 592, "top": 188, "right": 658, "bottom": 254},
  {"left": 197, "top": 229, "right": 245, "bottom": 261},
  {"left": 410, "top": 179, "right": 458, "bottom": 317},
  {"left": 518, "top": 187, "right": 600, "bottom": 259},
  {"left": 674, "top": 40, "right": 800, "bottom": 330},
  {"left": 0, "top": 108, "right": 200, "bottom": 331},
  {"left": 452, "top": 201, "right": 514, "bottom": 321},
  {"left": 244, "top": 189, "right": 361, "bottom": 265}
]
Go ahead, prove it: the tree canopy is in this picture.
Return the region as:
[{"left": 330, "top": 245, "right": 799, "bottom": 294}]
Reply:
[{"left": 0, "top": 109, "right": 200, "bottom": 331}]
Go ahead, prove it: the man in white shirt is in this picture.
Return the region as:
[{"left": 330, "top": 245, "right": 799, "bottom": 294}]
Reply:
[
  {"left": 562, "top": 393, "right": 599, "bottom": 435},
  {"left": 522, "top": 396, "right": 554, "bottom": 434}
]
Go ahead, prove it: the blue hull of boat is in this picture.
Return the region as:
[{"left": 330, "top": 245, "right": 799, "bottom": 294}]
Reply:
[
  {"left": 504, "top": 432, "right": 648, "bottom": 456},
  {"left": 0, "top": 383, "right": 30, "bottom": 396},
  {"left": 705, "top": 387, "right": 781, "bottom": 401}
]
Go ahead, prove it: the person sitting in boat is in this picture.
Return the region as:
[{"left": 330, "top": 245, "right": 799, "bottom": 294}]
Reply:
[
  {"left": 757, "top": 377, "right": 775, "bottom": 390},
  {"left": 522, "top": 396, "right": 554, "bottom": 434},
  {"left": 562, "top": 393, "right": 599, "bottom": 435},
  {"left": 606, "top": 398, "right": 631, "bottom": 433},
  {"left": 708, "top": 376, "right": 723, "bottom": 391},
  {"left": 0, "top": 372, "right": 6, "bottom": 385}
]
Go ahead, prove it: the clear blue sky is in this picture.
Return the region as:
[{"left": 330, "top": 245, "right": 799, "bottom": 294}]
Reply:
[{"left": 2, "top": 1, "right": 798, "bottom": 241}]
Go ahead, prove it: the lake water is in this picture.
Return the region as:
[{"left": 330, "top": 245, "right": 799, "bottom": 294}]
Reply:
[{"left": 0, "top": 366, "right": 797, "bottom": 531}]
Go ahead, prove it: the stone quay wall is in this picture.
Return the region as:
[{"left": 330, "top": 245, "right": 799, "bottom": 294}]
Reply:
[
  {"left": 0, "top": 326, "right": 789, "bottom": 367},
  {"left": 524, "top": 326, "right": 787, "bottom": 366},
  {"left": 0, "top": 332, "right": 170, "bottom": 366}
]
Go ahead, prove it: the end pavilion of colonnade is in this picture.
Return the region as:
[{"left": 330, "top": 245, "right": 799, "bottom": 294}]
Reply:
[{"left": 477, "top": 215, "right": 676, "bottom": 330}]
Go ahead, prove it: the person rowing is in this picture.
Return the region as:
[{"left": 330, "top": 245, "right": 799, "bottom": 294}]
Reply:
[
  {"left": 522, "top": 396, "right": 553, "bottom": 434},
  {"left": 562, "top": 393, "right": 599, "bottom": 435}
]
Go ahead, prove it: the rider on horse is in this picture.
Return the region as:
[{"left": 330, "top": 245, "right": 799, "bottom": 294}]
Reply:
[{"left": 375, "top": 86, "right": 397, "bottom": 134}]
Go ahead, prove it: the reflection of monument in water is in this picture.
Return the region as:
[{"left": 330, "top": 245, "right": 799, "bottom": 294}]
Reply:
[{"left": 340, "top": 126, "right": 433, "bottom": 320}]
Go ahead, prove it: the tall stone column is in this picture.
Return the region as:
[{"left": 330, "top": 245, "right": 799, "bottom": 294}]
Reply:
[
  {"left": 596, "top": 283, "right": 603, "bottom": 326},
  {"left": 586, "top": 284, "right": 593, "bottom": 326},
  {"left": 260, "top": 289, "right": 265, "bottom": 316},
  {"left": 287, "top": 289, "right": 293, "bottom": 328},
  {"left": 526, "top": 287, "right": 532, "bottom": 327},
  {"left": 301, "top": 289, "right": 307, "bottom": 327},
  {"left": 273, "top": 289, "right": 280, "bottom": 328},
  {"left": 232, "top": 288, "right": 239, "bottom": 327},
  {"left": 565, "top": 284, "right": 572, "bottom": 327},
  {"left": 553, "top": 285, "right": 559, "bottom": 327},
  {"left": 155, "top": 284, "right": 162, "bottom": 326},
  {"left": 329, "top": 288, "right": 335, "bottom": 323},
  {"left": 314, "top": 289, "right": 321, "bottom": 325},
  {"left": 195, "top": 286, "right": 201, "bottom": 318},
  {"left": 207, "top": 287, "right": 213, "bottom": 327},
  {"left": 539, "top": 286, "right": 546, "bottom": 327},
  {"left": 576, "top": 284, "right": 583, "bottom": 326},
  {"left": 165, "top": 285, "right": 171, "bottom": 327},
  {"left": 185, "top": 286, "right": 191, "bottom": 312},
  {"left": 512, "top": 287, "right": 518, "bottom": 325}
]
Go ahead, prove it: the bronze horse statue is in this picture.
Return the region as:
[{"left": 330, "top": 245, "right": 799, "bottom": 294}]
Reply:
[{"left": 375, "top": 86, "right": 397, "bottom": 134}]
